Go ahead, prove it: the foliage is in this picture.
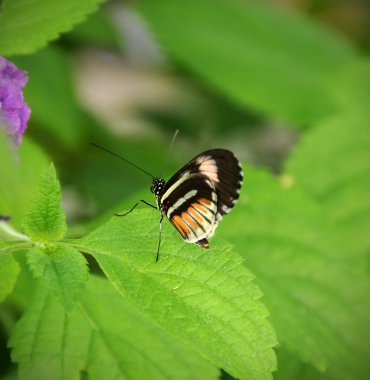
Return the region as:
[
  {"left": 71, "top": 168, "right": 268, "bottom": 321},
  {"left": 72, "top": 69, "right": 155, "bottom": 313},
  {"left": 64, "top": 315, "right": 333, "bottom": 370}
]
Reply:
[
  {"left": 0, "top": 0, "right": 106, "bottom": 55},
  {"left": 0, "top": 0, "right": 369, "bottom": 379},
  {"left": 220, "top": 168, "right": 370, "bottom": 379},
  {"left": 0, "top": 252, "right": 19, "bottom": 303},
  {"left": 286, "top": 110, "right": 370, "bottom": 258},
  {"left": 10, "top": 275, "right": 219, "bottom": 380},
  {"left": 136, "top": 0, "right": 357, "bottom": 125},
  {"left": 22, "top": 164, "right": 67, "bottom": 242}
]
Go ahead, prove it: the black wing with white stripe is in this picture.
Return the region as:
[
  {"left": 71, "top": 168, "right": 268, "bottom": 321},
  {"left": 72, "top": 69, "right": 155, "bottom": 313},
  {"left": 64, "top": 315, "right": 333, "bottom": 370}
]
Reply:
[
  {"left": 163, "top": 149, "right": 243, "bottom": 220},
  {"left": 155, "top": 149, "right": 243, "bottom": 247}
]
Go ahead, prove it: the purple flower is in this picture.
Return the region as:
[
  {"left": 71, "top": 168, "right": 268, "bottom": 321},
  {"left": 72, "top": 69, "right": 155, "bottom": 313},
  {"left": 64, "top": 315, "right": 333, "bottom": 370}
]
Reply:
[{"left": 0, "top": 56, "right": 30, "bottom": 144}]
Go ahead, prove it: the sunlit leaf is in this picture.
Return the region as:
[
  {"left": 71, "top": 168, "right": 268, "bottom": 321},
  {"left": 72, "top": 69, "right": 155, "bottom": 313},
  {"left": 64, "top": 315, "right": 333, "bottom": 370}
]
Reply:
[
  {"left": 10, "top": 276, "right": 219, "bottom": 380},
  {"left": 22, "top": 164, "right": 67, "bottom": 242},
  {"left": 0, "top": 0, "right": 106, "bottom": 55},
  {"left": 26, "top": 246, "right": 89, "bottom": 310},
  {"left": 73, "top": 209, "right": 278, "bottom": 380}
]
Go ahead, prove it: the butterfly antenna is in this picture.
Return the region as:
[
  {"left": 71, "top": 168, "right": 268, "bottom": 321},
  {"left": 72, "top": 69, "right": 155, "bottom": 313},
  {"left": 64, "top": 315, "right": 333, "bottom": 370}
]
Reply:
[
  {"left": 159, "top": 129, "right": 179, "bottom": 178},
  {"left": 90, "top": 142, "right": 155, "bottom": 179}
]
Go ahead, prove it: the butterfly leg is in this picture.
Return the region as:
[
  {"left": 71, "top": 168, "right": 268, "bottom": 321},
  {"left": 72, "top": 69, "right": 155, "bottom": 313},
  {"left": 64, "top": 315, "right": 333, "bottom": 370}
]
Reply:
[
  {"left": 115, "top": 200, "right": 157, "bottom": 217},
  {"left": 156, "top": 214, "right": 164, "bottom": 262}
]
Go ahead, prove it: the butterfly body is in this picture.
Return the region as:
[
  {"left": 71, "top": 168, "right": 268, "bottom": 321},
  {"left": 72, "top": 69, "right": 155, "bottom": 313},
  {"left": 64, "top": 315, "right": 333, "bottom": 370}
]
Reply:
[{"left": 150, "top": 149, "right": 243, "bottom": 248}]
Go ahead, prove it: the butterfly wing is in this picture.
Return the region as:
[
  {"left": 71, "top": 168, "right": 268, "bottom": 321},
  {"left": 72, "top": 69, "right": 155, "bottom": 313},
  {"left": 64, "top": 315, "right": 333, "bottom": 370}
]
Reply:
[
  {"left": 159, "top": 173, "right": 217, "bottom": 246},
  {"left": 191, "top": 149, "right": 243, "bottom": 222},
  {"left": 165, "top": 149, "right": 243, "bottom": 218},
  {"left": 159, "top": 149, "right": 243, "bottom": 246}
]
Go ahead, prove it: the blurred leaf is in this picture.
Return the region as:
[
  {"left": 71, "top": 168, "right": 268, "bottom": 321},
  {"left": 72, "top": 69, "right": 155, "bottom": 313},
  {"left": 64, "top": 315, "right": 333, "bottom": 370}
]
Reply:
[
  {"left": 0, "top": 253, "right": 20, "bottom": 303},
  {"left": 286, "top": 111, "right": 370, "bottom": 257},
  {"left": 275, "top": 348, "right": 328, "bottom": 380},
  {"left": 14, "top": 47, "right": 85, "bottom": 147},
  {"left": 0, "top": 136, "right": 49, "bottom": 229},
  {"left": 327, "top": 58, "right": 370, "bottom": 112},
  {"left": 26, "top": 247, "right": 89, "bottom": 311},
  {"left": 10, "top": 276, "right": 219, "bottom": 380},
  {"left": 72, "top": 210, "right": 278, "bottom": 380},
  {"left": 65, "top": 5, "right": 121, "bottom": 50},
  {"left": 136, "top": 0, "right": 357, "bottom": 125},
  {"left": 221, "top": 168, "right": 370, "bottom": 379},
  {"left": 0, "top": 0, "right": 106, "bottom": 56},
  {"left": 22, "top": 164, "right": 67, "bottom": 242}
]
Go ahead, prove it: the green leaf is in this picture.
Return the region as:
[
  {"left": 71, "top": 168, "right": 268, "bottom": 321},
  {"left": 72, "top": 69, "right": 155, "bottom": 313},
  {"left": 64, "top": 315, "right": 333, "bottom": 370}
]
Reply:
[
  {"left": 0, "top": 136, "right": 49, "bottom": 230},
  {"left": 26, "top": 246, "right": 89, "bottom": 310},
  {"left": 0, "top": 252, "right": 20, "bottom": 302},
  {"left": 327, "top": 58, "right": 370, "bottom": 112},
  {"left": 10, "top": 286, "right": 90, "bottom": 380},
  {"left": 73, "top": 209, "right": 277, "bottom": 380},
  {"left": 221, "top": 168, "right": 370, "bottom": 379},
  {"left": 13, "top": 47, "right": 85, "bottom": 147},
  {"left": 22, "top": 164, "right": 67, "bottom": 242},
  {"left": 136, "top": 0, "right": 357, "bottom": 125},
  {"left": 285, "top": 112, "right": 370, "bottom": 257},
  {"left": 0, "top": 0, "right": 106, "bottom": 56},
  {"left": 4, "top": 251, "right": 36, "bottom": 311},
  {"left": 10, "top": 276, "right": 219, "bottom": 380}
]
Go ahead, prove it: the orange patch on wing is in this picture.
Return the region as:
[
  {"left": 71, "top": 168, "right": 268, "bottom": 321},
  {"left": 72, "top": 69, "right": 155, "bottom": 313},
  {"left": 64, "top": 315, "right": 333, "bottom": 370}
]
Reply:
[
  {"left": 181, "top": 212, "right": 199, "bottom": 230},
  {"left": 198, "top": 198, "right": 212, "bottom": 206},
  {"left": 191, "top": 202, "right": 208, "bottom": 215},
  {"left": 171, "top": 216, "right": 184, "bottom": 237},
  {"left": 188, "top": 207, "right": 204, "bottom": 223},
  {"left": 172, "top": 215, "right": 190, "bottom": 237}
]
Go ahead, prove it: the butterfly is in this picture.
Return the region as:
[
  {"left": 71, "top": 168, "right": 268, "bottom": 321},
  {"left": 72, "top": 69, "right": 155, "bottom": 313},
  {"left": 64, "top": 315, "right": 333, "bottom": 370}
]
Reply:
[{"left": 91, "top": 139, "right": 243, "bottom": 261}]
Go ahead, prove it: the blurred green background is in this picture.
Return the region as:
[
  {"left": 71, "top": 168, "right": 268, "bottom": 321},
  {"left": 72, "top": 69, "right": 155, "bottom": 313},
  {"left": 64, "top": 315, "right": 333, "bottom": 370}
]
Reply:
[{"left": 7, "top": 0, "right": 368, "bottom": 230}]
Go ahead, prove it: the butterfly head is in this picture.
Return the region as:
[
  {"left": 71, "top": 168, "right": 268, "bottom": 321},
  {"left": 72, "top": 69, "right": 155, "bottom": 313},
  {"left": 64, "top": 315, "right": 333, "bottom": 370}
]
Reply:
[{"left": 150, "top": 178, "right": 166, "bottom": 197}]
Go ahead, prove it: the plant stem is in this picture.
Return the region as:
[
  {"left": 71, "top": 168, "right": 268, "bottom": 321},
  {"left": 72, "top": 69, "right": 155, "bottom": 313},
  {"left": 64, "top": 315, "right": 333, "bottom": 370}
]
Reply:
[{"left": 0, "top": 221, "right": 29, "bottom": 241}]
